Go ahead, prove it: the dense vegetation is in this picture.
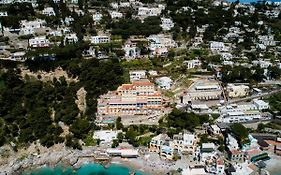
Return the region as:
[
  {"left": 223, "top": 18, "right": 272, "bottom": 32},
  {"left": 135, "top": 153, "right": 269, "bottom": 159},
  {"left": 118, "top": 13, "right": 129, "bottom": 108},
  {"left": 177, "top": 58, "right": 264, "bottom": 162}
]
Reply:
[
  {"left": 110, "top": 17, "right": 162, "bottom": 39},
  {"left": 221, "top": 65, "right": 266, "bottom": 84},
  {"left": 267, "top": 91, "right": 281, "bottom": 114},
  {"left": 0, "top": 59, "right": 124, "bottom": 149},
  {"left": 159, "top": 109, "right": 210, "bottom": 135},
  {"left": 229, "top": 123, "right": 249, "bottom": 145}
]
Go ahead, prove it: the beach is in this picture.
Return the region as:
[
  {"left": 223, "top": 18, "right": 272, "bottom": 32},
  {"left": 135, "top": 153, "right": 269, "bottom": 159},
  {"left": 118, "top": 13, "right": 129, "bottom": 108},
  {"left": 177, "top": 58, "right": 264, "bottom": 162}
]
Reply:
[{"left": 0, "top": 143, "right": 185, "bottom": 175}]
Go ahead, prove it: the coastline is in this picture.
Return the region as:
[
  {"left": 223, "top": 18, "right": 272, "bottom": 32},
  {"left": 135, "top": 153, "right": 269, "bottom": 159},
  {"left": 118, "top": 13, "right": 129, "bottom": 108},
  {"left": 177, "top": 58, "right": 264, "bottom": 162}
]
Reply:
[{"left": 0, "top": 143, "right": 161, "bottom": 175}]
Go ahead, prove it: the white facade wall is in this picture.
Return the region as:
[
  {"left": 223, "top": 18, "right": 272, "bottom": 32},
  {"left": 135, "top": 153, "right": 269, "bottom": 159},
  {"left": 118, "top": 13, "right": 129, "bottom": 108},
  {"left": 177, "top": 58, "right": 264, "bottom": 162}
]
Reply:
[
  {"left": 227, "top": 84, "right": 249, "bottom": 98},
  {"left": 29, "top": 37, "right": 50, "bottom": 48},
  {"left": 129, "top": 70, "right": 146, "bottom": 82},
  {"left": 20, "top": 19, "right": 46, "bottom": 35},
  {"left": 160, "top": 18, "right": 174, "bottom": 31},
  {"left": 184, "top": 59, "right": 201, "bottom": 69},
  {"left": 156, "top": 77, "right": 173, "bottom": 90},
  {"left": 110, "top": 11, "right": 123, "bottom": 19},
  {"left": 138, "top": 7, "right": 161, "bottom": 17},
  {"left": 91, "top": 36, "right": 110, "bottom": 44},
  {"left": 210, "top": 41, "right": 225, "bottom": 52},
  {"left": 0, "top": 11, "right": 8, "bottom": 16},
  {"left": 253, "top": 99, "right": 269, "bottom": 110},
  {"left": 42, "top": 7, "right": 55, "bottom": 16}
]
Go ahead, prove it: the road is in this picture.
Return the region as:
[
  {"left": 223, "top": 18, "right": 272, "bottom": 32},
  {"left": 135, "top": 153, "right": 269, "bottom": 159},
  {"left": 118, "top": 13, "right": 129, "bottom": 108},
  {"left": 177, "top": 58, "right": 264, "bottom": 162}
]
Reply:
[{"left": 228, "top": 89, "right": 281, "bottom": 104}]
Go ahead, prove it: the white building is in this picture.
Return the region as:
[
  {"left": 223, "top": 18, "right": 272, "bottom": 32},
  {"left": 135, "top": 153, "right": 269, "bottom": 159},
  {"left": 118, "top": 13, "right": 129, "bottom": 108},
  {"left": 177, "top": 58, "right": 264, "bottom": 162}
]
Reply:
[
  {"left": 64, "top": 16, "right": 74, "bottom": 26},
  {"left": 123, "top": 41, "right": 140, "bottom": 59},
  {"left": 110, "top": 2, "right": 119, "bottom": 9},
  {"left": 110, "top": 11, "right": 123, "bottom": 19},
  {"left": 137, "top": 7, "right": 162, "bottom": 17},
  {"left": 253, "top": 99, "right": 269, "bottom": 110},
  {"left": 210, "top": 41, "right": 226, "bottom": 53},
  {"left": 42, "top": 7, "right": 55, "bottom": 16},
  {"left": 220, "top": 52, "right": 233, "bottom": 61},
  {"left": 258, "top": 35, "right": 276, "bottom": 46},
  {"left": 20, "top": 19, "right": 46, "bottom": 35},
  {"left": 0, "top": 0, "right": 37, "bottom": 6},
  {"left": 0, "top": 11, "right": 8, "bottom": 16},
  {"left": 160, "top": 18, "right": 174, "bottom": 31},
  {"left": 253, "top": 60, "right": 272, "bottom": 69},
  {"left": 129, "top": 70, "right": 146, "bottom": 82},
  {"left": 10, "top": 51, "right": 26, "bottom": 61},
  {"left": 184, "top": 59, "right": 201, "bottom": 69},
  {"left": 227, "top": 84, "right": 249, "bottom": 98},
  {"left": 64, "top": 33, "right": 78, "bottom": 44},
  {"left": 192, "top": 36, "right": 204, "bottom": 47},
  {"left": 93, "top": 12, "right": 103, "bottom": 22},
  {"left": 148, "top": 70, "right": 158, "bottom": 76},
  {"left": 91, "top": 35, "right": 110, "bottom": 44},
  {"left": 201, "top": 143, "right": 216, "bottom": 152},
  {"left": 29, "top": 36, "right": 50, "bottom": 48},
  {"left": 156, "top": 76, "right": 173, "bottom": 90},
  {"left": 147, "top": 34, "right": 177, "bottom": 49},
  {"left": 107, "top": 148, "right": 139, "bottom": 158},
  {"left": 71, "top": 0, "right": 78, "bottom": 4},
  {"left": 256, "top": 44, "right": 266, "bottom": 50},
  {"left": 149, "top": 132, "right": 198, "bottom": 159},
  {"left": 119, "top": 2, "right": 130, "bottom": 8},
  {"left": 181, "top": 167, "right": 207, "bottom": 175},
  {"left": 209, "top": 124, "right": 221, "bottom": 135},
  {"left": 226, "top": 134, "right": 239, "bottom": 150},
  {"left": 190, "top": 104, "right": 211, "bottom": 113},
  {"left": 220, "top": 111, "right": 262, "bottom": 123},
  {"left": 93, "top": 130, "right": 120, "bottom": 146}
]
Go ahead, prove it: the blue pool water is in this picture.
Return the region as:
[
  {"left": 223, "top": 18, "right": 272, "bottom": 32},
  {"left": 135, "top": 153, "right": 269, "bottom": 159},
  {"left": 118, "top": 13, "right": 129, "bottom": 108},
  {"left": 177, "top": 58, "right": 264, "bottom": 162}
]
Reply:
[{"left": 22, "top": 164, "right": 148, "bottom": 175}]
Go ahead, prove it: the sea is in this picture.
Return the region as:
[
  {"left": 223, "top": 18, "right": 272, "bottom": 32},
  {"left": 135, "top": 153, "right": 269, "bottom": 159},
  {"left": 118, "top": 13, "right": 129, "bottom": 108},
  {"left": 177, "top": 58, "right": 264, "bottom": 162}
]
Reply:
[
  {"left": 22, "top": 164, "right": 148, "bottom": 175},
  {"left": 227, "top": 0, "right": 281, "bottom": 3}
]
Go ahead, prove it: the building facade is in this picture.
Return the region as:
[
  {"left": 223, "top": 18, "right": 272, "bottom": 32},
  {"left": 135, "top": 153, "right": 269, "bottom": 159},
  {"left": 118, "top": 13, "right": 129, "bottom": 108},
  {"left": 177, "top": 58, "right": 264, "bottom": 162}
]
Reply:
[
  {"left": 91, "top": 35, "right": 110, "bottom": 44},
  {"left": 227, "top": 84, "right": 249, "bottom": 98},
  {"left": 29, "top": 36, "right": 50, "bottom": 48},
  {"left": 97, "top": 80, "right": 163, "bottom": 117}
]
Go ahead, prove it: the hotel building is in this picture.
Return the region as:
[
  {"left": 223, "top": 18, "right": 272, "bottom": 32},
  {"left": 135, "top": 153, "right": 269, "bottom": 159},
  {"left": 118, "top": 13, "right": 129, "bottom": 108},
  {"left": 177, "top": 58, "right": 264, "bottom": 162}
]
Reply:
[{"left": 97, "top": 80, "right": 163, "bottom": 117}]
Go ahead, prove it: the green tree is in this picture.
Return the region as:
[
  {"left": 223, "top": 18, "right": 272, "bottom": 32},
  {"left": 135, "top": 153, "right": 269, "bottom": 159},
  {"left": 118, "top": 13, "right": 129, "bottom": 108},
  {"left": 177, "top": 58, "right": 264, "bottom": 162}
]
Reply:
[
  {"left": 116, "top": 117, "right": 123, "bottom": 130},
  {"left": 117, "top": 132, "right": 124, "bottom": 143},
  {"left": 230, "top": 123, "right": 249, "bottom": 145},
  {"left": 112, "top": 139, "right": 119, "bottom": 148},
  {"left": 70, "top": 118, "right": 91, "bottom": 139}
]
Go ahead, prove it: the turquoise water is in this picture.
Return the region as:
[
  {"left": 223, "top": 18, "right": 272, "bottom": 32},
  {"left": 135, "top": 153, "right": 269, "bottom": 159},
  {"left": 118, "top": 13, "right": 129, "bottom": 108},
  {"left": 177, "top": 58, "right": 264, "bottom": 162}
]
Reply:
[{"left": 23, "top": 164, "right": 148, "bottom": 175}]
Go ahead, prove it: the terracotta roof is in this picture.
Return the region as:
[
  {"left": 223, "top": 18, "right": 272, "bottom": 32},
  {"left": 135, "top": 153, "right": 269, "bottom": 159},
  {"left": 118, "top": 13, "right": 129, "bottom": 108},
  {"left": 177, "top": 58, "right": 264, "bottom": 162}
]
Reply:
[
  {"left": 121, "top": 84, "right": 135, "bottom": 90},
  {"left": 246, "top": 149, "right": 261, "bottom": 155},
  {"left": 133, "top": 81, "right": 153, "bottom": 86},
  {"left": 230, "top": 149, "right": 242, "bottom": 155},
  {"left": 265, "top": 140, "right": 281, "bottom": 147}
]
